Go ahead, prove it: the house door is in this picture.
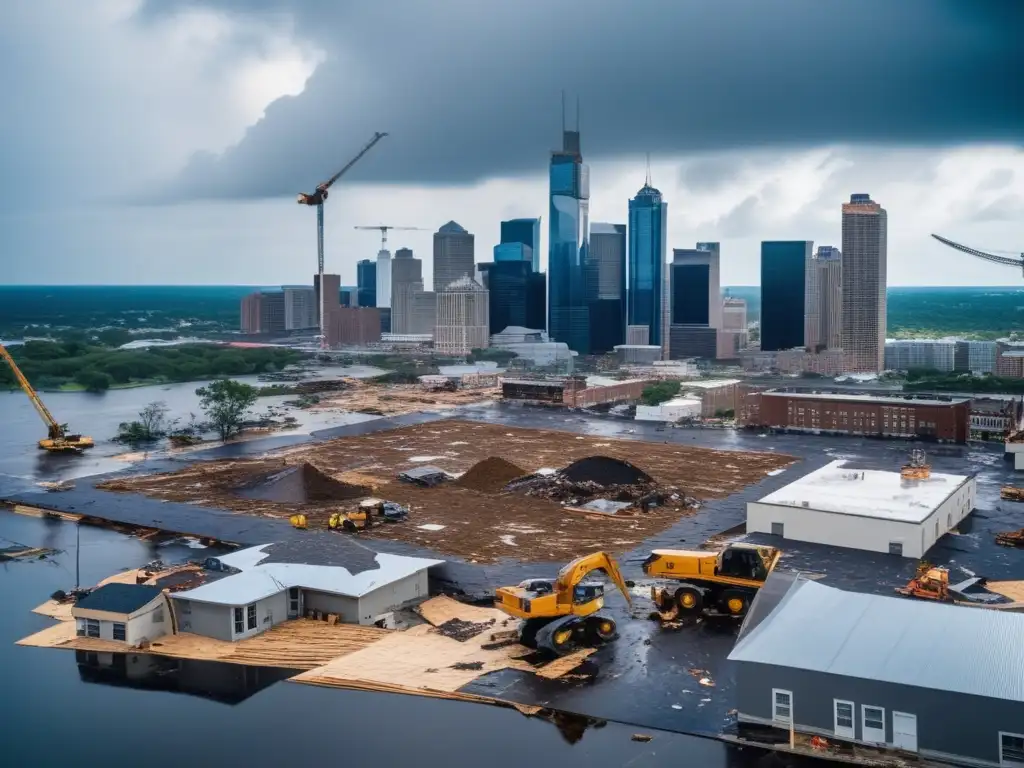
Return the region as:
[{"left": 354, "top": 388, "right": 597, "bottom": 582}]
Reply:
[
  {"left": 287, "top": 588, "right": 301, "bottom": 619},
  {"left": 833, "top": 700, "right": 855, "bottom": 740},
  {"left": 771, "top": 522, "right": 784, "bottom": 537},
  {"left": 892, "top": 712, "right": 918, "bottom": 752}
]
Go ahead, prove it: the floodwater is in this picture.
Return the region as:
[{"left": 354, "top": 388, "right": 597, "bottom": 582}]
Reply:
[
  {"left": 0, "top": 365, "right": 385, "bottom": 484},
  {"left": 0, "top": 513, "right": 824, "bottom": 767}
]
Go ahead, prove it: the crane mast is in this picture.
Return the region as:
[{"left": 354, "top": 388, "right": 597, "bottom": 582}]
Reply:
[
  {"left": 0, "top": 344, "right": 93, "bottom": 452},
  {"left": 297, "top": 131, "right": 388, "bottom": 351}
]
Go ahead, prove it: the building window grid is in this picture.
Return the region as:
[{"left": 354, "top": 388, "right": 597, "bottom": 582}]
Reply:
[
  {"left": 112, "top": 622, "right": 126, "bottom": 641},
  {"left": 1001, "top": 731, "right": 1024, "bottom": 766},
  {"left": 772, "top": 689, "right": 793, "bottom": 724},
  {"left": 247, "top": 603, "right": 257, "bottom": 630}
]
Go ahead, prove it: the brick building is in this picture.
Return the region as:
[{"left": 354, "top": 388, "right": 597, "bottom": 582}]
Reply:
[
  {"left": 326, "top": 307, "right": 382, "bottom": 347},
  {"left": 739, "top": 391, "right": 971, "bottom": 443}
]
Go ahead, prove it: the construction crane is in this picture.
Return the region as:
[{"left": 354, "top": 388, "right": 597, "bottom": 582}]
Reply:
[
  {"left": 354, "top": 225, "right": 428, "bottom": 253},
  {"left": 297, "top": 132, "right": 388, "bottom": 350},
  {"left": 0, "top": 344, "right": 94, "bottom": 453},
  {"left": 931, "top": 234, "right": 1024, "bottom": 277}
]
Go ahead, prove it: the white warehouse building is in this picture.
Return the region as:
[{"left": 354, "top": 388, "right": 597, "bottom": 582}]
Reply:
[
  {"left": 635, "top": 396, "right": 702, "bottom": 422},
  {"left": 747, "top": 460, "right": 976, "bottom": 558}
]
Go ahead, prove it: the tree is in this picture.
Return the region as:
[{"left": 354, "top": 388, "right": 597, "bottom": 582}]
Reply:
[
  {"left": 74, "top": 369, "right": 112, "bottom": 393},
  {"left": 196, "top": 380, "right": 258, "bottom": 440},
  {"left": 640, "top": 380, "right": 681, "bottom": 406},
  {"left": 114, "top": 401, "right": 170, "bottom": 444}
]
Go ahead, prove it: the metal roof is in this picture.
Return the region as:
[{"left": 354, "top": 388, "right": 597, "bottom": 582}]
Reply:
[
  {"left": 762, "top": 391, "right": 970, "bottom": 406},
  {"left": 74, "top": 583, "right": 164, "bottom": 615},
  {"left": 729, "top": 576, "right": 1024, "bottom": 703},
  {"left": 169, "top": 549, "right": 442, "bottom": 606}
]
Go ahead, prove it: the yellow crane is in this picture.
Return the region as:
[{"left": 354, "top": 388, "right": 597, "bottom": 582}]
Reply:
[{"left": 0, "top": 344, "right": 94, "bottom": 452}]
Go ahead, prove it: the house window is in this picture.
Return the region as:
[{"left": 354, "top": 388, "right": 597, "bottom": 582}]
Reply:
[
  {"left": 833, "top": 700, "right": 854, "bottom": 738},
  {"left": 234, "top": 607, "right": 244, "bottom": 635},
  {"left": 1002, "top": 732, "right": 1024, "bottom": 766},
  {"left": 112, "top": 622, "right": 126, "bottom": 641},
  {"left": 153, "top": 607, "right": 164, "bottom": 623},
  {"left": 772, "top": 689, "right": 792, "bottom": 724},
  {"left": 247, "top": 604, "right": 257, "bottom": 630},
  {"left": 862, "top": 705, "right": 885, "bottom": 744},
  {"left": 85, "top": 619, "right": 100, "bottom": 638}
]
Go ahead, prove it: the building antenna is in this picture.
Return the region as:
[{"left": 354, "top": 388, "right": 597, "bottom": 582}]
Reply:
[{"left": 645, "top": 152, "right": 652, "bottom": 187}]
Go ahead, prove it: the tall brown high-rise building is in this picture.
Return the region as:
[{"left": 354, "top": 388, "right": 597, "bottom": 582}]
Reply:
[
  {"left": 433, "top": 221, "right": 475, "bottom": 292},
  {"left": 841, "top": 194, "right": 887, "bottom": 372}
]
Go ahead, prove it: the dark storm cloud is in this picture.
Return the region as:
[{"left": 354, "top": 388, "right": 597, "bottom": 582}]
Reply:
[{"left": 145, "top": 0, "right": 1022, "bottom": 199}]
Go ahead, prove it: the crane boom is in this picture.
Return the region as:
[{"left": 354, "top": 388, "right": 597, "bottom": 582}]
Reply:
[
  {"left": 0, "top": 344, "right": 61, "bottom": 433},
  {"left": 354, "top": 225, "right": 427, "bottom": 251},
  {"left": 931, "top": 234, "right": 1024, "bottom": 274},
  {"left": 323, "top": 132, "right": 389, "bottom": 190}
]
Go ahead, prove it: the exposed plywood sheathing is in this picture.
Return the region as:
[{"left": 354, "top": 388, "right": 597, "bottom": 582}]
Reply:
[
  {"left": 987, "top": 580, "right": 1024, "bottom": 603},
  {"left": 18, "top": 618, "right": 388, "bottom": 670},
  {"left": 416, "top": 595, "right": 509, "bottom": 626}
]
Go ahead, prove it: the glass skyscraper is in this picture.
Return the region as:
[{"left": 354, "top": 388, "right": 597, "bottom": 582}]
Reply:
[
  {"left": 493, "top": 242, "right": 533, "bottom": 264},
  {"left": 627, "top": 182, "right": 667, "bottom": 348},
  {"left": 500, "top": 218, "right": 541, "bottom": 273},
  {"left": 760, "top": 240, "right": 813, "bottom": 351},
  {"left": 356, "top": 259, "right": 376, "bottom": 308},
  {"left": 547, "top": 126, "right": 590, "bottom": 354}
]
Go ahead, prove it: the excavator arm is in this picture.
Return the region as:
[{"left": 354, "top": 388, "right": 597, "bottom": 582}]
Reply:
[
  {"left": 0, "top": 344, "right": 63, "bottom": 438},
  {"left": 554, "top": 551, "right": 632, "bottom": 608}
]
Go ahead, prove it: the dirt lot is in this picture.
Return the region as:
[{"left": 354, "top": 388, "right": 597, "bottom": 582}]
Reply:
[
  {"left": 312, "top": 379, "right": 499, "bottom": 416},
  {"left": 98, "top": 420, "right": 795, "bottom": 563}
]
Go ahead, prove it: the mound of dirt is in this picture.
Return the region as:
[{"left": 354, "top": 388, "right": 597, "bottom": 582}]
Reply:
[
  {"left": 235, "top": 462, "right": 370, "bottom": 504},
  {"left": 560, "top": 455, "right": 653, "bottom": 486},
  {"left": 455, "top": 457, "right": 527, "bottom": 493}
]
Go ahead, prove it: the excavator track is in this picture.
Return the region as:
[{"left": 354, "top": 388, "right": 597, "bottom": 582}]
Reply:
[{"left": 527, "top": 614, "right": 618, "bottom": 657}]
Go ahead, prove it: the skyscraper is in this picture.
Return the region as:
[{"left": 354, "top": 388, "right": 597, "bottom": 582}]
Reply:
[
  {"left": 695, "top": 242, "right": 723, "bottom": 329},
  {"left": 313, "top": 273, "right": 340, "bottom": 326},
  {"left": 375, "top": 249, "right": 392, "bottom": 308},
  {"left": 805, "top": 246, "right": 842, "bottom": 351},
  {"left": 391, "top": 248, "right": 423, "bottom": 334},
  {"left": 841, "top": 194, "right": 887, "bottom": 372},
  {"left": 433, "top": 221, "right": 475, "bottom": 292},
  {"left": 356, "top": 259, "right": 377, "bottom": 308},
  {"left": 547, "top": 103, "right": 590, "bottom": 354},
  {"left": 667, "top": 248, "right": 720, "bottom": 359},
  {"left": 627, "top": 177, "right": 667, "bottom": 349},
  {"left": 588, "top": 223, "right": 627, "bottom": 353},
  {"left": 282, "top": 286, "right": 318, "bottom": 330},
  {"left": 435, "top": 276, "right": 490, "bottom": 354},
  {"left": 760, "top": 241, "right": 813, "bottom": 352},
  {"left": 493, "top": 242, "right": 533, "bottom": 264},
  {"left": 500, "top": 218, "right": 542, "bottom": 273}
]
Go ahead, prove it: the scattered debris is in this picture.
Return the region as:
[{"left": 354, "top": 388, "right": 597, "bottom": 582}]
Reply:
[
  {"left": 417, "top": 524, "right": 445, "bottom": 532},
  {"left": 450, "top": 661, "right": 485, "bottom": 671},
  {"left": 996, "top": 528, "right": 1024, "bottom": 547},
  {"left": 671, "top": 704, "right": 682, "bottom": 710},
  {"left": 398, "top": 466, "right": 450, "bottom": 487},
  {"left": 456, "top": 456, "right": 528, "bottom": 493},
  {"left": 631, "top": 734, "right": 653, "bottom": 742},
  {"left": 434, "top": 617, "right": 496, "bottom": 642},
  {"left": 1000, "top": 486, "right": 1024, "bottom": 502},
  {"left": 0, "top": 545, "right": 57, "bottom": 561}
]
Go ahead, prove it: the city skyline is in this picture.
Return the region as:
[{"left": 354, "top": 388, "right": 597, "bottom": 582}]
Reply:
[{"left": 0, "top": 3, "right": 1019, "bottom": 287}]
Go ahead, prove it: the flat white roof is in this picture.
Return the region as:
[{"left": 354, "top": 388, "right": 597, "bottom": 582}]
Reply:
[
  {"left": 661, "top": 397, "right": 703, "bottom": 407},
  {"left": 171, "top": 546, "right": 442, "bottom": 605},
  {"left": 755, "top": 460, "right": 972, "bottom": 524},
  {"left": 763, "top": 391, "right": 970, "bottom": 406},
  {"left": 684, "top": 379, "right": 741, "bottom": 389}
]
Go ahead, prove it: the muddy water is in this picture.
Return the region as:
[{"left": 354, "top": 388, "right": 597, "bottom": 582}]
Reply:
[{"left": 0, "top": 513, "right": 825, "bottom": 768}]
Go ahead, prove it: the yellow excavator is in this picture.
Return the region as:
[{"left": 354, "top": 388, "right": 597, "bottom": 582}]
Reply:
[
  {"left": 643, "top": 543, "right": 781, "bottom": 618},
  {"left": 494, "top": 551, "right": 632, "bottom": 656},
  {"left": 0, "top": 343, "right": 93, "bottom": 453}
]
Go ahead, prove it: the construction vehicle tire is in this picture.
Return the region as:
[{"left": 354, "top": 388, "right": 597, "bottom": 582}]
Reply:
[
  {"left": 720, "top": 589, "right": 750, "bottom": 617},
  {"left": 535, "top": 616, "right": 581, "bottom": 656},
  {"left": 343, "top": 519, "right": 357, "bottom": 532},
  {"left": 589, "top": 615, "right": 617, "bottom": 642},
  {"left": 675, "top": 586, "right": 703, "bottom": 614}
]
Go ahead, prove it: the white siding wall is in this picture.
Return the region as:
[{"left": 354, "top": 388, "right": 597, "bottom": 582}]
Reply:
[
  {"left": 127, "top": 596, "right": 170, "bottom": 646},
  {"left": 747, "top": 478, "right": 975, "bottom": 559},
  {"left": 231, "top": 591, "right": 289, "bottom": 641},
  {"left": 303, "top": 590, "right": 360, "bottom": 623},
  {"left": 357, "top": 572, "right": 428, "bottom": 624}
]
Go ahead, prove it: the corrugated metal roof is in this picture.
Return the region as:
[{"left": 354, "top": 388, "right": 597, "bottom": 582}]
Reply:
[{"left": 729, "top": 578, "right": 1024, "bottom": 703}]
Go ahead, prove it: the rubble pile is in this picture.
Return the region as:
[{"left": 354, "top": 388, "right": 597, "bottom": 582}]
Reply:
[
  {"left": 235, "top": 462, "right": 371, "bottom": 504},
  {"left": 995, "top": 528, "right": 1024, "bottom": 547},
  {"left": 455, "top": 457, "right": 528, "bottom": 493}
]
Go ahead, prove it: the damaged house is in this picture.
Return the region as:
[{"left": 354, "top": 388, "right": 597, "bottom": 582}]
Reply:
[
  {"left": 729, "top": 572, "right": 1024, "bottom": 767},
  {"left": 72, "top": 584, "right": 170, "bottom": 647},
  {"left": 167, "top": 543, "right": 441, "bottom": 640}
]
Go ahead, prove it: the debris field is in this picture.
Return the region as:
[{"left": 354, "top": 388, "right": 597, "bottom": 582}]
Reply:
[
  {"left": 310, "top": 378, "right": 499, "bottom": 417},
  {"left": 97, "top": 420, "right": 795, "bottom": 563}
]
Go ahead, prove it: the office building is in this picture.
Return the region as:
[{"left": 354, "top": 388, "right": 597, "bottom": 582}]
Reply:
[
  {"left": 375, "top": 249, "right": 392, "bottom": 309},
  {"left": 435, "top": 276, "right": 489, "bottom": 355},
  {"left": 954, "top": 340, "right": 997, "bottom": 374},
  {"left": 627, "top": 177, "right": 667, "bottom": 349},
  {"left": 760, "top": 241, "right": 813, "bottom": 352},
  {"left": 313, "top": 273, "right": 341, "bottom": 326},
  {"left": 722, "top": 297, "right": 747, "bottom": 330},
  {"left": 548, "top": 106, "right": 591, "bottom": 354},
  {"left": 391, "top": 248, "right": 423, "bottom": 334},
  {"left": 433, "top": 221, "right": 475, "bottom": 292},
  {"left": 282, "top": 286, "right": 317, "bottom": 331},
  {"left": 669, "top": 325, "right": 718, "bottom": 359},
  {"left": 326, "top": 307, "right": 382, "bottom": 346},
  {"left": 412, "top": 289, "right": 437, "bottom": 335},
  {"left": 806, "top": 246, "right": 842, "bottom": 351},
  {"left": 494, "top": 242, "right": 533, "bottom": 264},
  {"left": 240, "top": 292, "right": 263, "bottom": 333},
  {"left": 356, "top": 259, "right": 377, "bottom": 308},
  {"left": 479, "top": 260, "right": 545, "bottom": 337},
  {"left": 588, "top": 222, "right": 627, "bottom": 354},
  {"left": 884, "top": 340, "right": 957, "bottom": 372},
  {"left": 668, "top": 247, "right": 720, "bottom": 359},
  {"left": 500, "top": 217, "right": 542, "bottom": 273},
  {"left": 259, "top": 290, "right": 285, "bottom": 333},
  {"left": 695, "top": 242, "right": 723, "bottom": 330},
  {"left": 841, "top": 194, "right": 888, "bottom": 372},
  {"left": 339, "top": 286, "right": 356, "bottom": 308}
]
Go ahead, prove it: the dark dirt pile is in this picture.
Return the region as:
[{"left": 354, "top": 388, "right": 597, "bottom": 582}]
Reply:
[
  {"left": 235, "top": 462, "right": 370, "bottom": 504},
  {"left": 455, "top": 457, "right": 527, "bottom": 493},
  {"left": 560, "top": 456, "right": 653, "bottom": 486}
]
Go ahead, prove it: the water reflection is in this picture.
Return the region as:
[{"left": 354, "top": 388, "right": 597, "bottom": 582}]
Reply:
[{"left": 75, "top": 652, "right": 293, "bottom": 705}]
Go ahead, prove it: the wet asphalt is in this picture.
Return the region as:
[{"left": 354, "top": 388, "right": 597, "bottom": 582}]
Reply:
[{"left": 3, "top": 401, "right": 1023, "bottom": 739}]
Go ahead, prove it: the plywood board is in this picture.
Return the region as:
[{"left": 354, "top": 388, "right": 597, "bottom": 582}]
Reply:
[
  {"left": 986, "top": 580, "right": 1024, "bottom": 603},
  {"left": 18, "top": 618, "right": 387, "bottom": 670},
  {"left": 416, "top": 595, "right": 510, "bottom": 627},
  {"left": 534, "top": 648, "right": 596, "bottom": 679}
]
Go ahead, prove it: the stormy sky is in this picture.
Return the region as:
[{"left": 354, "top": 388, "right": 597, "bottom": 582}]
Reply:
[{"left": 0, "top": 0, "right": 1021, "bottom": 286}]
